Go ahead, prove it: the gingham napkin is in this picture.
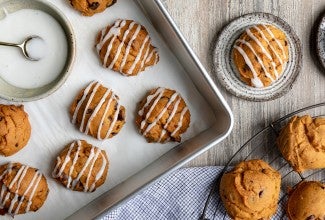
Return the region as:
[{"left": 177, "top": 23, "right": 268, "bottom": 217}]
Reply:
[{"left": 102, "top": 167, "right": 285, "bottom": 220}]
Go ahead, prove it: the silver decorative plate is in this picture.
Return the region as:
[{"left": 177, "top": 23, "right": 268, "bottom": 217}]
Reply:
[{"left": 213, "top": 12, "right": 302, "bottom": 101}]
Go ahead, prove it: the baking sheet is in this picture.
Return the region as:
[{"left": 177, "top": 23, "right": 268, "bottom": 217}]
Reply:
[{"left": 0, "top": 0, "right": 216, "bottom": 219}]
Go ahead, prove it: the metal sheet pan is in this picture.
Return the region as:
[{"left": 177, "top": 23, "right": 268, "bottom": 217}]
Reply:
[{"left": 67, "top": 0, "right": 233, "bottom": 219}]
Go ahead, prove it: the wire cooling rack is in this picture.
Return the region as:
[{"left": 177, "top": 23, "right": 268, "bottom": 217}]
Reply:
[{"left": 199, "top": 102, "right": 325, "bottom": 220}]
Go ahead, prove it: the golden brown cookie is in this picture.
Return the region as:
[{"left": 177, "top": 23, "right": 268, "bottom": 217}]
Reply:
[
  {"left": 286, "top": 181, "right": 325, "bottom": 220},
  {"left": 96, "top": 19, "right": 159, "bottom": 76},
  {"left": 70, "top": 81, "right": 126, "bottom": 140},
  {"left": 0, "top": 162, "right": 49, "bottom": 216},
  {"left": 277, "top": 115, "right": 325, "bottom": 173},
  {"left": 219, "top": 159, "right": 281, "bottom": 220},
  {"left": 135, "top": 87, "right": 191, "bottom": 143},
  {"left": 233, "top": 24, "right": 289, "bottom": 87},
  {"left": 68, "top": 0, "right": 116, "bottom": 16},
  {"left": 0, "top": 105, "right": 31, "bottom": 157},
  {"left": 52, "top": 140, "right": 109, "bottom": 192}
]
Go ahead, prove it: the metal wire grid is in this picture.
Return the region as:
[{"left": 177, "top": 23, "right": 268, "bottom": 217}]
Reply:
[{"left": 200, "top": 102, "right": 325, "bottom": 220}]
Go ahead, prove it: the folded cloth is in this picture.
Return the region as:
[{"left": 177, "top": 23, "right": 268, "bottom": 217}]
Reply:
[{"left": 102, "top": 167, "right": 285, "bottom": 220}]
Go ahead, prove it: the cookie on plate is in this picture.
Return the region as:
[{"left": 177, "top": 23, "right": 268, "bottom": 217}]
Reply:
[
  {"left": 277, "top": 115, "right": 325, "bottom": 173},
  {"left": 135, "top": 87, "right": 190, "bottom": 143},
  {"left": 70, "top": 81, "right": 126, "bottom": 140},
  {"left": 219, "top": 159, "right": 281, "bottom": 220},
  {"left": 286, "top": 181, "right": 325, "bottom": 220},
  {"left": 52, "top": 140, "right": 109, "bottom": 192},
  {"left": 233, "top": 24, "right": 289, "bottom": 87},
  {"left": 68, "top": 0, "right": 117, "bottom": 16},
  {"left": 96, "top": 19, "right": 159, "bottom": 76},
  {"left": 0, "top": 105, "right": 31, "bottom": 157},
  {"left": 0, "top": 162, "right": 49, "bottom": 216}
]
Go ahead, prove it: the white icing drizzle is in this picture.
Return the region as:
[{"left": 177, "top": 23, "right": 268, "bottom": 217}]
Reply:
[
  {"left": 72, "top": 81, "right": 122, "bottom": 140},
  {"left": 103, "top": 20, "right": 127, "bottom": 67},
  {"left": 171, "top": 107, "right": 189, "bottom": 137},
  {"left": 119, "top": 24, "right": 142, "bottom": 72},
  {"left": 96, "top": 19, "right": 157, "bottom": 75},
  {"left": 109, "top": 21, "right": 136, "bottom": 69},
  {"left": 66, "top": 141, "right": 81, "bottom": 188},
  {"left": 245, "top": 28, "right": 272, "bottom": 60},
  {"left": 84, "top": 149, "right": 101, "bottom": 192},
  {"left": 140, "top": 88, "right": 165, "bottom": 129},
  {"left": 236, "top": 39, "right": 275, "bottom": 82},
  {"left": 14, "top": 171, "right": 40, "bottom": 215},
  {"left": 261, "top": 24, "right": 287, "bottom": 59},
  {"left": 79, "top": 82, "right": 101, "bottom": 132},
  {"left": 90, "top": 152, "right": 107, "bottom": 192},
  {"left": 52, "top": 141, "right": 107, "bottom": 192},
  {"left": 84, "top": 88, "right": 111, "bottom": 135},
  {"left": 0, "top": 163, "right": 44, "bottom": 215},
  {"left": 104, "top": 103, "right": 121, "bottom": 139},
  {"left": 157, "top": 98, "right": 181, "bottom": 142},
  {"left": 97, "top": 92, "right": 115, "bottom": 140},
  {"left": 127, "top": 35, "right": 150, "bottom": 75},
  {"left": 138, "top": 88, "right": 165, "bottom": 116},
  {"left": 72, "top": 81, "right": 97, "bottom": 124},
  {"left": 143, "top": 92, "right": 178, "bottom": 136},
  {"left": 234, "top": 45, "right": 264, "bottom": 87},
  {"left": 96, "top": 19, "right": 121, "bottom": 52},
  {"left": 253, "top": 25, "right": 284, "bottom": 67}
]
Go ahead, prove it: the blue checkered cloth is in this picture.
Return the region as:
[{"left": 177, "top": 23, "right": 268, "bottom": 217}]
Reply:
[{"left": 102, "top": 167, "right": 285, "bottom": 220}]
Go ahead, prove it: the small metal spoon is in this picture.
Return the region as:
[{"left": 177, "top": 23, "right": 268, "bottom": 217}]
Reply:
[{"left": 0, "top": 35, "right": 43, "bottom": 61}]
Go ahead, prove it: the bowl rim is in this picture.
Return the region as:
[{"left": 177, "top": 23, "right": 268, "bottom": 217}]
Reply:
[{"left": 0, "top": 0, "right": 76, "bottom": 102}]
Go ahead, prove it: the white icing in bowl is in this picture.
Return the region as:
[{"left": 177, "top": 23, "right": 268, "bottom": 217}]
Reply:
[{"left": 0, "top": 8, "right": 68, "bottom": 89}]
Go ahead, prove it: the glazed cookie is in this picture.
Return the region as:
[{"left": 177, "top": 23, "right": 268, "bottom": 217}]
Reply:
[
  {"left": 136, "top": 87, "right": 190, "bottom": 143},
  {"left": 277, "top": 115, "right": 325, "bottom": 172},
  {"left": 0, "top": 105, "right": 31, "bottom": 157},
  {"left": 219, "top": 159, "right": 281, "bottom": 220},
  {"left": 233, "top": 24, "right": 289, "bottom": 87},
  {"left": 68, "top": 0, "right": 116, "bottom": 16},
  {"left": 96, "top": 19, "right": 159, "bottom": 76},
  {"left": 70, "top": 81, "right": 126, "bottom": 140},
  {"left": 0, "top": 162, "right": 49, "bottom": 216},
  {"left": 52, "top": 140, "right": 109, "bottom": 192},
  {"left": 286, "top": 181, "right": 325, "bottom": 220}
]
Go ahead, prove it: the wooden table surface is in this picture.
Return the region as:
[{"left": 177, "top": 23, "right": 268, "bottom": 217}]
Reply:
[{"left": 164, "top": 0, "right": 325, "bottom": 167}]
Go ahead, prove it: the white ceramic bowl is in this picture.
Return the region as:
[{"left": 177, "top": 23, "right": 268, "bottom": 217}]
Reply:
[{"left": 0, "top": 0, "right": 75, "bottom": 102}]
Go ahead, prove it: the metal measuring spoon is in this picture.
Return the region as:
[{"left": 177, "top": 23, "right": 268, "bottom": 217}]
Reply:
[{"left": 0, "top": 35, "right": 44, "bottom": 61}]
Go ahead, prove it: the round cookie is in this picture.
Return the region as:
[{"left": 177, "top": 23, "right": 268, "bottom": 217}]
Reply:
[
  {"left": 286, "top": 181, "right": 325, "bottom": 220},
  {"left": 0, "top": 162, "right": 49, "bottom": 216},
  {"left": 0, "top": 105, "right": 31, "bottom": 157},
  {"left": 70, "top": 81, "right": 126, "bottom": 140},
  {"left": 68, "top": 0, "right": 116, "bottom": 16},
  {"left": 233, "top": 24, "right": 289, "bottom": 88},
  {"left": 135, "top": 87, "right": 191, "bottom": 143},
  {"left": 277, "top": 115, "right": 325, "bottom": 173},
  {"left": 52, "top": 140, "right": 109, "bottom": 192},
  {"left": 219, "top": 159, "right": 281, "bottom": 220},
  {"left": 96, "top": 19, "right": 159, "bottom": 76}
]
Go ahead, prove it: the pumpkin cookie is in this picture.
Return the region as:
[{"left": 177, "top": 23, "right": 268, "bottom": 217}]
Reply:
[
  {"left": 0, "top": 162, "right": 49, "bottom": 216},
  {"left": 68, "top": 0, "right": 117, "bottom": 16},
  {"left": 70, "top": 81, "right": 126, "bottom": 140},
  {"left": 0, "top": 105, "right": 31, "bottom": 157},
  {"left": 219, "top": 159, "right": 281, "bottom": 220},
  {"left": 233, "top": 24, "right": 289, "bottom": 87},
  {"left": 286, "top": 181, "right": 325, "bottom": 220},
  {"left": 135, "top": 87, "right": 190, "bottom": 143},
  {"left": 96, "top": 19, "right": 159, "bottom": 76},
  {"left": 52, "top": 140, "right": 109, "bottom": 192},
  {"left": 277, "top": 115, "right": 325, "bottom": 172}
]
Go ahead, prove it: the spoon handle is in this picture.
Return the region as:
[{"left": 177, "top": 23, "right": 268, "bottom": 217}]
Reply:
[{"left": 0, "top": 41, "right": 20, "bottom": 47}]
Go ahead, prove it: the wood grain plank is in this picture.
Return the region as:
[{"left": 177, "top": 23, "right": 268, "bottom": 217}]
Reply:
[{"left": 164, "top": 0, "right": 325, "bottom": 167}]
